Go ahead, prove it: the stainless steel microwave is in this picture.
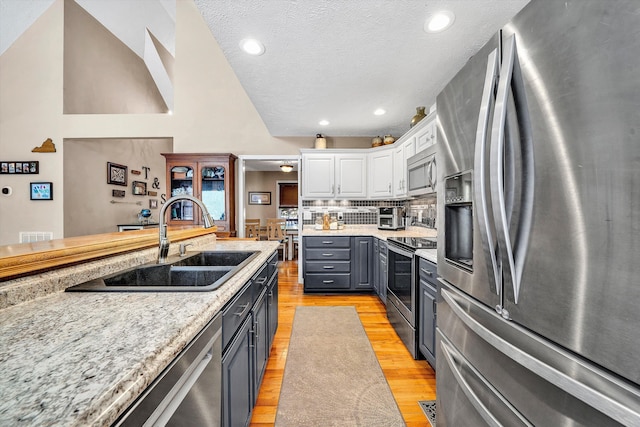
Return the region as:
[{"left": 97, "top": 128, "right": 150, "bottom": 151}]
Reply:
[{"left": 407, "top": 144, "right": 437, "bottom": 196}]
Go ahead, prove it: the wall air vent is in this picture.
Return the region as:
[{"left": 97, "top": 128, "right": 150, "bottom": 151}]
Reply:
[{"left": 19, "top": 232, "right": 53, "bottom": 243}]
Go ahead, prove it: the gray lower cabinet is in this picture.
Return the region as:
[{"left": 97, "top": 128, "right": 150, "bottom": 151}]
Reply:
[
  {"left": 379, "top": 240, "right": 388, "bottom": 304},
  {"left": 222, "top": 251, "right": 278, "bottom": 427},
  {"left": 418, "top": 257, "right": 437, "bottom": 368},
  {"left": 353, "top": 237, "right": 373, "bottom": 290},
  {"left": 373, "top": 238, "right": 380, "bottom": 296},
  {"left": 222, "top": 314, "right": 254, "bottom": 427},
  {"left": 303, "top": 236, "right": 373, "bottom": 292},
  {"left": 303, "top": 236, "right": 351, "bottom": 291},
  {"left": 253, "top": 290, "right": 268, "bottom": 401}
]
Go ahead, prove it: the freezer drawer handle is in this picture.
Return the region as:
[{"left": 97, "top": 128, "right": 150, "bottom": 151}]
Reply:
[
  {"left": 440, "top": 336, "right": 532, "bottom": 427},
  {"left": 441, "top": 287, "right": 640, "bottom": 426}
]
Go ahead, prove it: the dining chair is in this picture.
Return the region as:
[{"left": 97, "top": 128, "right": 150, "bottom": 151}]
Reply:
[
  {"left": 245, "top": 218, "right": 261, "bottom": 240},
  {"left": 266, "top": 218, "right": 287, "bottom": 259}
]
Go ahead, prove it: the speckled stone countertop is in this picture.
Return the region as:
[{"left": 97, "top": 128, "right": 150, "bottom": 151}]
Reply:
[
  {"left": 0, "top": 239, "right": 279, "bottom": 427},
  {"left": 301, "top": 224, "right": 436, "bottom": 239},
  {"left": 302, "top": 225, "right": 438, "bottom": 264}
]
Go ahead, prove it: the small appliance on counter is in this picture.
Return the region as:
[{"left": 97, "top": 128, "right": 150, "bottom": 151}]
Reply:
[{"left": 378, "top": 207, "right": 405, "bottom": 230}]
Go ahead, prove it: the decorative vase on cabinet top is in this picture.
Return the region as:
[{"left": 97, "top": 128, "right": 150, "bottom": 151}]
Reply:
[
  {"left": 383, "top": 135, "right": 395, "bottom": 145},
  {"left": 372, "top": 136, "right": 383, "bottom": 147},
  {"left": 410, "top": 106, "right": 427, "bottom": 127}
]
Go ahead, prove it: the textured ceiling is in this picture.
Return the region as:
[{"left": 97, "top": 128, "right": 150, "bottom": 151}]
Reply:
[{"left": 194, "top": 0, "right": 530, "bottom": 137}]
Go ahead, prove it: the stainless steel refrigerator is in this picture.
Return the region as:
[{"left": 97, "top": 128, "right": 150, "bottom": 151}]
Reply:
[{"left": 435, "top": 1, "right": 640, "bottom": 425}]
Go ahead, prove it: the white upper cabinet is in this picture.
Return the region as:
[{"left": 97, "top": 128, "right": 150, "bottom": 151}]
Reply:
[
  {"left": 415, "top": 115, "right": 437, "bottom": 153},
  {"left": 302, "top": 153, "right": 335, "bottom": 198},
  {"left": 393, "top": 137, "right": 415, "bottom": 198},
  {"left": 368, "top": 147, "right": 394, "bottom": 198},
  {"left": 335, "top": 154, "right": 367, "bottom": 198},
  {"left": 302, "top": 151, "right": 367, "bottom": 199}
]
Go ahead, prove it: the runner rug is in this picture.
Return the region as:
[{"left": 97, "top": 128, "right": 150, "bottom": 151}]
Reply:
[{"left": 275, "top": 306, "right": 405, "bottom": 426}]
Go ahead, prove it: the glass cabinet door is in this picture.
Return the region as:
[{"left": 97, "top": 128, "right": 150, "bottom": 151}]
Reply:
[
  {"left": 201, "top": 166, "right": 226, "bottom": 223},
  {"left": 169, "top": 166, "right": 194, "bottom": 221}
]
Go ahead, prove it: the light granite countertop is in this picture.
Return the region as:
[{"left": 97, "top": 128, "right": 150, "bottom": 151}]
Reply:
[
  {"left": 0, "top": 239, "right": 279, "bottom": 427},
  {"left": 301, "top": 224, "right": 438, "bottom": 264}
]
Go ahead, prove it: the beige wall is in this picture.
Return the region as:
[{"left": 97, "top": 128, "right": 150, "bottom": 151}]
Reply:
[
  {"left": 0, "top": 0, "right": 369, "bottom": 245},
  {"left": 63, "top": 138, "right": 172, "bottom": 237}
]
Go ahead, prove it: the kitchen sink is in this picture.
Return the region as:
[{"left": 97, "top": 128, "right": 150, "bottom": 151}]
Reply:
[
  {"left": 172, "top": 251, "right": 257, "bottom": 267},
  {"left": 66, "top": 251, "right": 259, "bottom": 292}
]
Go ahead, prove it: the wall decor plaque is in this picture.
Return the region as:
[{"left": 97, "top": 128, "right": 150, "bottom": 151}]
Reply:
[
  {"left": 112, "top": 189, "right": 126, "bottom": 198},
  {"left": 107, "top": 162, "right": 128, "bottom": 186}
]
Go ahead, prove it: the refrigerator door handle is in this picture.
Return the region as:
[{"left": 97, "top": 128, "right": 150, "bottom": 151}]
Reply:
[
  {"left": 440, "top": 335, "right": 532, "bottom": 427},
  {"left": 490, "top": 35, "right": 535, "bottom": 305},
  {"left": 441, "top": 287, "right": 640, "bottom": 426},
  {"left": 473, "top": 48, "right": 501, "bottom": 297}
]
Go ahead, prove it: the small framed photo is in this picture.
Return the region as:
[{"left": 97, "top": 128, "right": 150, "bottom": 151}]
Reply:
[
  {"left": 112, "top": 189, "right": 126, "bottom": 198},
  {"left": 107, "top": 162, "right": 128, "bottom": 186},
  {"left": 30, "top": 182, "right": 53, "bottom": 200},
  {"left": 249, "top": 191, "right": 271, "bottom": 205},
  {"left": 149, "top": 199, "right": 158, "bottom": 209},
  {"left": 132, "top": 180, "right": 147, "bottom": 196}
]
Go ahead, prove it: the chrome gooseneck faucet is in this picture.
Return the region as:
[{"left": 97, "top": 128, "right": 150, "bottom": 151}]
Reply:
[{"left": 158, "top": 195, "right": 215, "bottom": 263}]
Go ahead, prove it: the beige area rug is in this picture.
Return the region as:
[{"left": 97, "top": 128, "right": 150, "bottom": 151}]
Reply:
[{"left": 275, "top": 306, "right": 406, "bottom": 426}]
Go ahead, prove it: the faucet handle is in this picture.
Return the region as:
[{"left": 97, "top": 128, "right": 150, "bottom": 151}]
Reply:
[{"left": 179, "top": 243, "right": 194, "bottom": 256}]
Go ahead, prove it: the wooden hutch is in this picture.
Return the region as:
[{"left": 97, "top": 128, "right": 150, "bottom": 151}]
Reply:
[{"left": 162, "top": 153, "right": 237, "bottom": 237}]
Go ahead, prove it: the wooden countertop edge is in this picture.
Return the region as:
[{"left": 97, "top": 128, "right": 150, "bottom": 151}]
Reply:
[{"left": 0, "top": 227, "right": 216, "bottom": 280}]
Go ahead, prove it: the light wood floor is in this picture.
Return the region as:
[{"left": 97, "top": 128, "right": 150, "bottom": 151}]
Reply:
[{"left": 250, "top": 259, "right": 436, "bottom": 427}]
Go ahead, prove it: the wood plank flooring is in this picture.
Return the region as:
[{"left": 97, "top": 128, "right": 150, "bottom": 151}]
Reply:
[{"left": 250, "top": 260, "right": 436, "bottom": 427}]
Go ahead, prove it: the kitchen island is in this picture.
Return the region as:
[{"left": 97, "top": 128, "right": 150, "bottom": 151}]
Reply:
[{"left": 0, "top": 233, "right": 279, "bottom": 426}]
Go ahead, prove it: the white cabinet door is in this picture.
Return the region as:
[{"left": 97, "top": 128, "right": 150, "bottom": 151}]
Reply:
[
  {"left": 393, "top": 138, "right": 415, "bottom": 198},
  {"left": 336, "top": 154, "right": 367, "bottom": 198},
  {"left": 416, "top": 120, "right": 436, "bottom": 153},
  {"left": 302, "top": 154, "right": 334, "bottom": 198},
  {"left": 368, "top": 148, "right": 393, "bottom": 198}
]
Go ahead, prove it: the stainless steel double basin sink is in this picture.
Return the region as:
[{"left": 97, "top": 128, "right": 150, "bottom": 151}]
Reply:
[{"left": 66, "top": 251, "right": 259, "bottom": 292}]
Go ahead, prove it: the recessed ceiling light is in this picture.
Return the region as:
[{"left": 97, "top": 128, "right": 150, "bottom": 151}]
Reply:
[
  {"left": 319, "top": 120, "right": 330, "bottom": 126},
  {"left": 424, "top": 11, "right": 455, "bottom": 33},
  {"left": 239, "top": 38, "right": 265, "bottom": 55},
  {"left": 374, "top": 108, "right": 386, "bottom": 116}
]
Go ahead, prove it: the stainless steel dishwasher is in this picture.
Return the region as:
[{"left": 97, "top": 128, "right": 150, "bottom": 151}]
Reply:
[{"left": 115, "top": 312, "right": 222, "bottom": 426}]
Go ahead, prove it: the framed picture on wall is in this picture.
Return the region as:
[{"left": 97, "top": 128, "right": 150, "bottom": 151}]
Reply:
[
  {"left": 249, "top": 191, "right": 271, "bottom": 205},
  {"left": 107, "top": 162, "right": 128, "bottom": 186},
  {"left": 30, "top": 182, "right": 53, "bottom": 200},
  {"left": 132, "top": 181, "right": 147, "bottom": 196}
]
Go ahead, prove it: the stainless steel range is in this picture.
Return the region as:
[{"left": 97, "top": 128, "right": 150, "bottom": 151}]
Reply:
[{"left": 386, "top": 237, "right": 437, "bottom": 359}]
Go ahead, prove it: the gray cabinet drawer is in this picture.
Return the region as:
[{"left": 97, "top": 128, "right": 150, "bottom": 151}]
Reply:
[
  {"left": 304, "top": 261, "right": 351, "bottom": 273},
  {"left": 304, "top": 273, "right": 351, "bottom": 289},
  {"left": 252, "top": 263, "right": 269, "bottom": 297},
  {"left": 304, "top": 236, "right": 351, "bottom": 248},
  {"left": 418, "top": 257, "right": 437, "bottom": 285},
  {"left": 222, "top": 282, "right": 253, "bottom": 350},
  {"left": 305, "top": 248, "right": 351, "bottom": 260}
]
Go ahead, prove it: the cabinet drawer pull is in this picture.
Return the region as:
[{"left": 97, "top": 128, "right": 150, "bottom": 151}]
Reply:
[
  {"left": 322, "top": 253, "right": 334, "bottom": 257},
  {"left": 420, "top": 268, "right": 433, "bottom": 276},
  {"left": 233, "top": 303, "right": 250, "bottom": 316},
  {"left": 322, "top": 241, "right": 334, "bottom": 244},
  {"left": 323, "top": 266, "right": 335, "bottom": 269},
  {"left": 256, "top": 277, "right": 267, "bottom": 285},
  {"left": 323, "top": 280, "right": 335, "bottom": 284}
]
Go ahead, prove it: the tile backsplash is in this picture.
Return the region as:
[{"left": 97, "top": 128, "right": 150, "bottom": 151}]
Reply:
[{"left": 301, "top": 196, "right": 436, "bottom": 230}]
